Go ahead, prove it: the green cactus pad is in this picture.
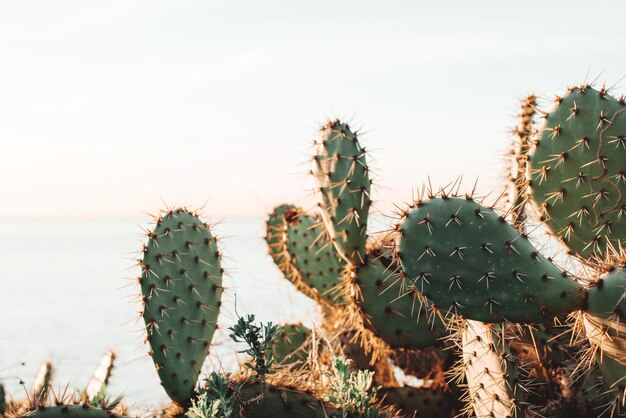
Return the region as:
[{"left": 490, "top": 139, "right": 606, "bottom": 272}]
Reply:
[
  {"left": 270, "top": 323, "right": 311, "bottom": 365},
  {"left": 9, "top": 405, "right": 130, "bottom": 418},
  {"left": 140, "top": 209, "right": 223, "bottom": 404},
  {"left": 0, "top": 384, "right": 5, "bottom": 415},
  {"left": 397, "top": 196, "right": 584, "bottom": 323},
  {"left": 584, "top": 266, "right": 626, "bottom": 395},
  {"left": 282, "top": 208, "right": 346, "bottom": 305},
  {"left": 462, "top": 320, "right": 524, "bottom": 418},
  {"left": 354, "top": 257, "right": 446, "bottom": 350},
  {"left": 378, "top": 386, "right": 453, "bottom": 418},
  {"left": 313, "top": 120, "right": 371, "bottom": 264},
  {"left": 529, "top": 85, "right": 626, "bottom": 259},
  {"left": 264, "top": 204, "right": 297, "bottom": 278},
  {"left": 239, "top": 383, "right": 333, "bottom": 417}
]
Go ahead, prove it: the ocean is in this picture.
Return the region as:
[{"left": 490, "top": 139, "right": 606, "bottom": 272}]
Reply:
[{"left": 0, "top": 218, "right": 321, "bottom": 409}]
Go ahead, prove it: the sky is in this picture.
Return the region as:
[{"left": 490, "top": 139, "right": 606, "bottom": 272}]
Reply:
[{"left": 1, "top": 1, "right": 626, "bottom": 218}]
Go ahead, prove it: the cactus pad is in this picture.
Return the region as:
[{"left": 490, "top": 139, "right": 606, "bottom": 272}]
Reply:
[
  {"left": 313, "top": 120, "right": 371, "bottom": 264},
  {"left": 378, "top": 386, "right": 453, "bottom": 418},
  {"left": 140, "top": 209, "right": 223, "bottom": 403},
  {"left": 0, "top": 384, "right": 5, "bottom": 415},
  {"left": 397, "top": 196, "right": 584, "bottom": 323},
  {"left": 239, "top": 382, "right": 333, "bottom": 417},
  {"left": 281, "top": 208, "right": 346, "bottom": 305},
  {"left": 270, "top": 323, "right": 311, "bottom": 365},
  {"left": 584, "top": 266, "right": 626, "bottom": 397},
  {"left": 264, "top": 204, "right": 297, "bottom": 278},
  {"left": 461, "top": 320, "right": 525, "bottom": 418},
  {"left": 7, "top": 405, "right": 130, "bottom": 418},
  {"left": 352, "top": 257, "right": 446, "bottom": 350},
  {"left": 529, "top": 85, "right": 626, "bottom": 259}
]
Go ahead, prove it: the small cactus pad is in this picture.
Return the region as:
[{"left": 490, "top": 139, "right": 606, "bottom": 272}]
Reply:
[
  {"left": 270, "top": 323, "right": 311, "bottom": 365},
  {"left": 354, "top": 257, "right": 446, "bottom": 350},
  {"left": 397, "top": 196, "right": 584, "bottom": 323},
  {"left": 313, "top": 120, "right": 371, "bottom": 264},
  {"left": 461, "top": 320, "right": 524, "bottom": 418},
  {"left": 584, "top": 266, "right": 626, "bottom": 395},
  {"left": 508, "top": 94, "right": 537, "bottom": 228},
  {"left": 378, "top": 386, "right": 453, "bottom": 418},
  {"left": 264, "top": 204, "right": 297, "bottom": 278},
  {"left": 282, "top": 208, "right": 346, "bottom": 305},
  {"left": 86, "top": 350, "right": 116, "bottom": 401},
  {"left": 7, "top": 405, "right": 130, "bottom": 418},
  {"left": 0, "top": 384, "right": 5, "bottom": 415},
  {"left": 141, "top": 209, "right": 223, "bottom": 403},
  {"left": 32, "top": 360, "right": 54, "bottom": 404},
  {"left": 239, "top": 383, "right": 333, "bottom": 417},
  {"left": 529, "top": 85, "right": 626, "bottom": 259}
]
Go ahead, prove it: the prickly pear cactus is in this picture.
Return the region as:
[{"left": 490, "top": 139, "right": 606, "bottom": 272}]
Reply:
[
  {"left": 312, "top": 120, "right": 371, "bottom": 264},
  {"left": 0, "top": 384, "right": 5, "bottom": 416},
  {"left": 281, "top": 208, "right": 346, "bottom": 305},
  {"left": 6, "top": 405, "right": 130, "bottom": 418},
  {"left": 583, "top": 265, "right": 626, "bottom": 407},
  {"left": 529, "top": 85, "right": 626, "bottom": 259},
  {"left": 378, "top": 386, "right": 453, "bottom": 418},
  {"left": 265, "top": 204, "right": 297, "bottom": 278},
  {"left": 351, "top": 257, "right": 445, "bottom": 351},
  {"left": 396, "top": 195, "right": 584, "bottom": 323},
  {"left": 461, "top": 320, "right": 525, "bottom": 418},
  {"left": 270, "top": 323, "right": 311, "bottom": 365},
  {"left": 140, "top": 209, "right": 223, "bottom": 404},
  {"left": 239, "top": 382, "right": 333, "bottom": 417}
]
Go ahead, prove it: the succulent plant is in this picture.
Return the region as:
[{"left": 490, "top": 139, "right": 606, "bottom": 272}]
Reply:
[
  {"left": 279, "top": 207, "right": 346, "bottom": 306},
  {"left": 529, "top": 85, "right": 626, "bottom": 259},
  {"left": 395, "top": 194, "right": 585, "bottom": 323},
  {"left": 139, "top": 208, "right": 223, "bottom": 404},
  {"left": 312, "top": 120, "right": 371, "bottom": 265}
]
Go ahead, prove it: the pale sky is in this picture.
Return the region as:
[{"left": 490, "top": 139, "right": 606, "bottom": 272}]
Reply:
[{"left": 2, "top": 1, "right": 626, "bottom": 218}]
